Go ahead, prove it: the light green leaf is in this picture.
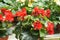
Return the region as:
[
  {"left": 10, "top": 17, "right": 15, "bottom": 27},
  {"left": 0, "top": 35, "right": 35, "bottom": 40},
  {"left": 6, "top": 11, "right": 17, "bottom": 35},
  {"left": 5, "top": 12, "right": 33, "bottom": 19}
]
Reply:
[
  {"left": 21, "top": 31, "right": 38, "bottom": 40},
  {"left": 0, "top": 0, "right": 3, "bottom": 2},
  {"left": 2, "top": 22, "right": 6, "bottom": 28},
  {"left": 11, "top": 9, "right": 16, "bottom": 14},
  {"left": 39, "top": 29, "right": 47, "bottom": 37},
  {"left": 4, "top": 0, "right": 12, "bottom": 4},
  {"left": 0, "top": 2, "right": 13, "bottom": 9}
]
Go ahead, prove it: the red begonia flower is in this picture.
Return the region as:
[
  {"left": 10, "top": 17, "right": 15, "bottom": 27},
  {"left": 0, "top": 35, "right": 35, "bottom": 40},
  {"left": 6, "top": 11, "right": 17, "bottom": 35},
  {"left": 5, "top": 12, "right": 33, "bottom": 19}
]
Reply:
[
  {"left": 5, "top": 15, "right": 14, "bottom": 22},
  {"left": 46, "top": 21, "right": 54, "bottom": 35},
  {"left": 16, "top": 8, "right": 27, "bottom": 20},
  {"left": 31, "top": 6, "right": 40, "bottom": 16},
  {"left": 33, "top": 21, "right": 42, "bottom": 30},
  {"left": 45, "top": 9, "right": 51, "bottom": 18},
  {"left": 1, "top": 8, "right": 12, "bottom": 16},
  {"left": 0, "top": 14, "right": 3, "bottom": 21}
]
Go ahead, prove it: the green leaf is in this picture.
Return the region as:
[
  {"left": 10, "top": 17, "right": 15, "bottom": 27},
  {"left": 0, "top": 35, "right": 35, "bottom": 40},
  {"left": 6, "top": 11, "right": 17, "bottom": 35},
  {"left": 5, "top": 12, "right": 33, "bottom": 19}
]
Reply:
[
  {"left": 14, "top": 21, "right": 22, "bottom": 39},
  {"left": 11, "top": 9, "right": 16, "bottom": 14},
  {"left": 39, "top": 29, "right": 47, "bottom": 37},
  {"left": 21, "top": 31, "right": 38, "bottom": 40},
  {"left": 3, "top": 0, "right": 12, "bottom": 4},
  {"left": 30, "top": 30, "right": 39, "bottom": 36},
  {"left": 25, "top": 0, "right": 29, "bottom": 6},
  {"left": 7, "top": 23, "right": 13, "bottom": 28},
  {"left": 0, "top": 30, "right": 7, "bottom": 37},
  {"left": 16, "top": 1, "right": 21, "bottom": 10},
  {"left": 0, "top": 2, "right": 13, "bottom": 9},
  {"left": 0, "top": 0, "right": 3, "bottom": 2},
  {"left": 2, "top": 22, "right": 6, "bottom": 28},
  {"left": 11, "top": 0, "right": 16, "bottom": 2}
]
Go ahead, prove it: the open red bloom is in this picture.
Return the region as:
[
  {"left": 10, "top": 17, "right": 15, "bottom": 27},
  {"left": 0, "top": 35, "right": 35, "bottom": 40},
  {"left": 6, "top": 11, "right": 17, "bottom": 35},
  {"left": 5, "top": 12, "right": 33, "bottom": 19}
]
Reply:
[
  {"left": 38, "top": 9, "right": 45, "bottom": 16},
  {"left": 0, "top": 14, "right": 3, "bottom": 21},
  {"left": 47, "top": 30, "right": 54, "bottom": 35},
  {"left": 31, "top": 6, "right": 40, "bottom": 16},
  {"left": 1, "top": 8, "right": 12, "bottom": 16},
  {"left": 33, "top": 21, "right": 42, "bottom": 30},
  {"left": 1, "top": 8, "right": 6, "bottom": 14},
  {"left": 16, "top": 11, "right": 22, "bottom": 16},
  {"left": 33, "top": 6, "right": 39, "bottom": 12},
  {"left": 45, "top": 9, "right": 51, "bottom": 18},
  {"left": 1, "top": 8, "right": 14, "bottom": 22},
  {"left": 22, "top": 7, "right": 27, "bottom": 14},
  {"left": 31, "top": 7, "right": 51, "bottom": 18},
  {"left": 16, "top": 8, "right": 27, "bottom": 20},
  {"left": 5, "top": 15, "right": 14, "bottom": 22},
  {"left": 46, "top": 21, "right": 54, "bottom": 35}
]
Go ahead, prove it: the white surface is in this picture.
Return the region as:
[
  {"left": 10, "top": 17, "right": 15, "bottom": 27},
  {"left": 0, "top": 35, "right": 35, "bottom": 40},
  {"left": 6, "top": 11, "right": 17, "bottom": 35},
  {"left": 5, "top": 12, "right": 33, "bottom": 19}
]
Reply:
[
  {"left": 8, "top": 34, "right": 18, "bottom": 40},
  {"left": 44, "top": 34, "right": 60, "bottom": 39},
  {"left": 8, "top": 34, "right": 60, "bottom": 40}
]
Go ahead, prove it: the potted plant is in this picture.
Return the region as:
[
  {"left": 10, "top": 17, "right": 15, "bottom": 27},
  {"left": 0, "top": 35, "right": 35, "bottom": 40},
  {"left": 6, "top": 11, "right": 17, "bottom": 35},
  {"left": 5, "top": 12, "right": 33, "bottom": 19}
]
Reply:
[
  {"left": 0, "top": 0, "right": 60, "bottom": 40},
  {"left": 13, "top": 0, "right": 55, "bottom": 40},
  {"left": 0, "top": 0, "right": 21, "bottom": 40},
  {"left": 13, "top": 0, "right": 60, "bottom": 40},
  {"left": 0, "top": 8, "right": 14, "bottom": 40}
]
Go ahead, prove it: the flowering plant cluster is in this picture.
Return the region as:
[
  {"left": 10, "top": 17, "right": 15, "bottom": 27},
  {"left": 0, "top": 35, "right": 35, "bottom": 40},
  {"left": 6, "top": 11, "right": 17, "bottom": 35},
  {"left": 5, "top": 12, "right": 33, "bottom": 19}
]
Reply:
[
  {"left": 14, "top": 6, "right": 54, "bottom": 40},
  {"left": 0, "top": 0, "right": 60, "bottom": 40},
  {"left": 1, "top": 8, "right": 14, "bottom": 22},
  {"left": 0, "top": 8, "right": 14, "bottom": 37},
  {"left": 15, "top": 6, "right": 54, "bottom": 35}
]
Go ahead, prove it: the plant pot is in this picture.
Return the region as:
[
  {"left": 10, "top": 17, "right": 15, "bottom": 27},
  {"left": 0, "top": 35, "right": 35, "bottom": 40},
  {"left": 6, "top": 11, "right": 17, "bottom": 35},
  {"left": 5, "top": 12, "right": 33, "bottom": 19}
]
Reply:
[
  {"left": 0, "top": 36, "right": 8, "bottom": 40},
  {"left": 44, "top": 34, "right": 60, "bottom": 40},
  {"left": 37, "top": 34, "right": 60, "bottom": 40}
]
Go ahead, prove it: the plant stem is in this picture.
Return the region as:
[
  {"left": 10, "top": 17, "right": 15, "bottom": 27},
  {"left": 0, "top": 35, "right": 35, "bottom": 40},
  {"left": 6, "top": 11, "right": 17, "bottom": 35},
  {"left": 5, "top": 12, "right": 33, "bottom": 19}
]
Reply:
[
  {"left": 39, "top": 30, "right": 44, "bottom": 40},
  {"left": 19, "top": 21, "right": 22, "bottom": 40}
]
